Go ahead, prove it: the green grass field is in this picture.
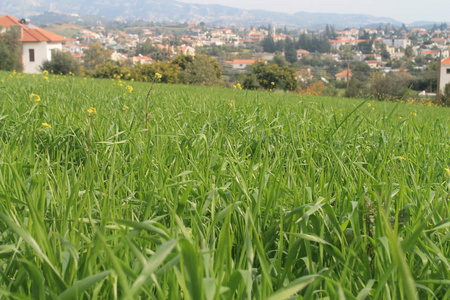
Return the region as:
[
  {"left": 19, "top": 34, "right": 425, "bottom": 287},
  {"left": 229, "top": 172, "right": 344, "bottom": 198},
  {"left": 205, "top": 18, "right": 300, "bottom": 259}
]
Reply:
[{"left": 0, "top": 71, "right": 449, "bottom": 299}]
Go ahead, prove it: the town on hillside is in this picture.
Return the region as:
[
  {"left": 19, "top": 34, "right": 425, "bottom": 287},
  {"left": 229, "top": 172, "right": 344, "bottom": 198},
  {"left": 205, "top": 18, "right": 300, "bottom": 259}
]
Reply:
[{"left": 1, "top": 14, "right": 449, "bottom": 103}]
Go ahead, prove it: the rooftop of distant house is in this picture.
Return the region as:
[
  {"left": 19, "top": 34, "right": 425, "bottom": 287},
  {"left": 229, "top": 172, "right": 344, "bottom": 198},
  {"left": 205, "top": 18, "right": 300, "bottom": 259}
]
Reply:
[{"left": 226, "top": 59, "right": 256, "bottom": 64}]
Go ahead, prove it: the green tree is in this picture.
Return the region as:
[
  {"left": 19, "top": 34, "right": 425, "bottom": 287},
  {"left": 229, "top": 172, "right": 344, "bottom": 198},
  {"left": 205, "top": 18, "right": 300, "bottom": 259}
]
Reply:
[
  {"left": 178, "top": 55, "right": 222, "bottom": 85},
  {"left": 243, "top": 60, "right": 298, "bottom": 91},
  {"left": 42, "top": 50, "right": 80, "bottom": 75},
  {"left": 0, "top": 26, "right": 23, "bottom": 72},
  {"left": 83, "top": 43, "right": 111, "bottom": 70},
  {"left": 325, "top": 24, "right": 337, "bottom": 39},
  {"left": 284, "top": 37, "right": 298, "bottom": 64},
  {"left": 172, "top": 54, "right": 194, "bottom": 71},
  {"left": 261, "top": 35, "right": 276, "bottom": 53},
  {"left": 271, "top": 52, "right": 288, "bottom": 67},
  {"left": 405, "top": 45, "right": 414, "bottom": 58}
]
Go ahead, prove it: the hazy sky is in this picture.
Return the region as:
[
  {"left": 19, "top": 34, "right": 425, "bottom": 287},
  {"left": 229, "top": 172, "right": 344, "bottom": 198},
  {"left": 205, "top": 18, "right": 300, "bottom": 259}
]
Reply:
[{"left": 178, "top": 0, "right": 449, "bottom": 23}]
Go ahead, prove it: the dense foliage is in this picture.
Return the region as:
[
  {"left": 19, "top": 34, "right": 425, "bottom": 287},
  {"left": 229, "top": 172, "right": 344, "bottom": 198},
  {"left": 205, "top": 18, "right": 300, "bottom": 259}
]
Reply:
[{"left": 0, "top": 26, "right": 23, "bottom": 72}]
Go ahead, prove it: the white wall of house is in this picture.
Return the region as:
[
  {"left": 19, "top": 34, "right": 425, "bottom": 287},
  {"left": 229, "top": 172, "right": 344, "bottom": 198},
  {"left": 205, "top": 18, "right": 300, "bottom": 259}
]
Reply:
[
  {"left": 230, "top": 63, "right": 249, "bottom": 69},
  {"left": 440, "top": 64, "right": 450, "bottom": 95},
  {"left": 382, "top": 39, "right": 411, "bottom": 49},
  {"left": 22, "top": 42, "right": 62, "bottom": 73}
]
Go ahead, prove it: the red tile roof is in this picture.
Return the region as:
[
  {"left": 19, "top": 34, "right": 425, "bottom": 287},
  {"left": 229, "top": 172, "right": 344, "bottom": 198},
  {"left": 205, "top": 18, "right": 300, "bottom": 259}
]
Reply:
[
  {"left": 442, "top": 57, "right": 450, "bottom": 65},
  {"left": 0, "top": 14, "right": 68, "bottom": 43},
  {"left": 335, "top": 69, "right": 352, "bottom": 77},
  {"left": 226, "top": 59, "right": 256, "bottom": 64},
  {"left": 421, "top": 50, "right": 440, "bottom": 55}
]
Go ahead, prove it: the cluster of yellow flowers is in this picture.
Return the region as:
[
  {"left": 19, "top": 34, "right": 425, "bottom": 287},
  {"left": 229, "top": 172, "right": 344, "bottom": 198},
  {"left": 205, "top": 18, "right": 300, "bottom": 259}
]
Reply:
[
  {"left": 41, "top": 122, "right": 51, "bottom": 129},
  {"left": 122, "top": 105, "right": 129, "bottom": 111},
  {"left": 30, "top": 93, "right": 41, "bottom": 102},
  {"left": 233, "top": 83, "right": 242, "bottom": 90},
  {"left": 87, "top": 107, "right": 97, "bottom": 115},
  {"left": 126, "top": 85, "right": 133, "bottom": 93},
  {"left": 154, "top": 73, "right": 162, "bottom": 80}
]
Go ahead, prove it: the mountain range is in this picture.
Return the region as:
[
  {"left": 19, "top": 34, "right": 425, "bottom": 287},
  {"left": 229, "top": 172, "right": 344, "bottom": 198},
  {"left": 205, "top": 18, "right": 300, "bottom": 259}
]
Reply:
[{"left": 0, "top": 0, "right": 408, "bottom": 28}]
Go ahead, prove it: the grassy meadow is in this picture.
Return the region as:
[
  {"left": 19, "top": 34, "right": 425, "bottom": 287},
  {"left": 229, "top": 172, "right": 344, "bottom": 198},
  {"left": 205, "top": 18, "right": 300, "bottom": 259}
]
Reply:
[{"left": 0, "top": 71, "right": 449, "bottom": 299}]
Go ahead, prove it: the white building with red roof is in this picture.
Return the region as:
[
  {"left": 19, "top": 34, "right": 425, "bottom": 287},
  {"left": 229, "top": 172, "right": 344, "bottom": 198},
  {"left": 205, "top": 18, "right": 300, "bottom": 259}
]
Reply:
[
  {"left": 439, "top": 57, "right": 450, "bottom": 96},
  {"left": 335, "top": 69, "right": 352, "bottom": 82},
  {"left": 226, "top": 59, "right": 257, "bottom": 69},
  {"left": 0, "top": 15, "right": 69, "bottom": 73}
]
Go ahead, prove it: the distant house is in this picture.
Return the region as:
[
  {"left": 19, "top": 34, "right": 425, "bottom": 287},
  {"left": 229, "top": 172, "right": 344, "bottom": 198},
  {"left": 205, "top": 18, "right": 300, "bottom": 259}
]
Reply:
[
  {"left": 382, "top": 38, "right": 411, "bottom": 49},
  {"left": 296, "top": 49, "right": 309, "bottom": 59},
  {"left": 421, "top": 50, "right": 441, "bottom": 58},
  {"left": 296, "top": 68, "right": 313, "bottom": 82},
  {"left": 431, "top": 37, "right": 446, "bottom": 45},
  {"left": 179, "top": 45, "right": 195, "bottom": 56},
  {"left": 365, "top": 60, "right": 385, "bottom": 69},
  {"left": 131, "top": 54, "right": 153, "bottom": 65},
  {"left": 329, "top": 39, "right": 368, "bottom": 50},
  {"left": 335, "top": 69, "right": 352, "bottom": 82},
  {"left": 226, "top": 59, "right": 257, "bottom": 70},
  {"left": 0, "top": 14, "right": 69, "bottom": 73},
  {"left": 439, "top": 57, "right": 450, "bottom": 96},
  {"left": 71, "top": 53, "right": 84, "bottom": 64}
]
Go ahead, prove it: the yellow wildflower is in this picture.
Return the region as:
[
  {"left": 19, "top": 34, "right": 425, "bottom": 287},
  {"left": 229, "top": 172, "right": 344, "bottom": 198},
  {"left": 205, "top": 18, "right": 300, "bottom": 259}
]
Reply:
[
  {"left": 400, "top": 157, "right": 406, "bottom": 161},
  {"left": 126, "top": 85, "right": 133, "bottom": 93},
  {"left": 367, "top": 103, "right": 371, "bottom": 107},
  {"left": 123, "top": 105, "right": 129, "bottom": 111},
  {"left": 271, "top": 82, "right": 275, "bottom": 85},
  {"left": 87, "top": 107, "right": 97, "bottom": 115},
  {"left": 41, "top": 122, "right": 51, "bottom": 129},
  {"left": 445, "top": 168, "right": 450, "bottom": 176},
  {"left": 155, "top": 73, "right": 162, "bottom": 80},
  {"left": 43, "top": 70, "right": 49, "bottom": 75},
  {"left": 30, "top": 93, "right": 41, "bottom": 102}
]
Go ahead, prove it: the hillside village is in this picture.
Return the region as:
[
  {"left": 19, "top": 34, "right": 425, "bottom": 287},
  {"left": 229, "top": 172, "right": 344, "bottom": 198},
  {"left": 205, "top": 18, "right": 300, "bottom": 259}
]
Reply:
[{"left": 1, "top": 13, "right": 450, "bottom": 101}]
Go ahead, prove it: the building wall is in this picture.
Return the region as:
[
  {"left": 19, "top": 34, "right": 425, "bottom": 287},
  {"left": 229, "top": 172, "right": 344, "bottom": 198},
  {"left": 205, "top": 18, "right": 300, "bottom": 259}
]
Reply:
[
  {"left": 22, "top": 42, "right": 62, "bottom": 73},
  {"left": 440, "top": 64, "right": 450, "bottom": 95}
]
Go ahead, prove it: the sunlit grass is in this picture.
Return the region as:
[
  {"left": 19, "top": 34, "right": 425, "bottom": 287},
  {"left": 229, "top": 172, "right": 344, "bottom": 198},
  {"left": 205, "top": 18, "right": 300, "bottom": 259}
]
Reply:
[{"left": 0, "top": 71, "right": 449, "bottom": 299}]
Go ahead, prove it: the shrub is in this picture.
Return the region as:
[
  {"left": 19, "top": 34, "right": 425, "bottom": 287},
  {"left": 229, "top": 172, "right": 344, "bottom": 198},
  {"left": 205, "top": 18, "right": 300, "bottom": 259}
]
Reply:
[
  {"left": 92, "top": 61, "right": 127, "bottom": 79},
  {"left": 41, "top": 50, "right": 80, "bottom": 75}
]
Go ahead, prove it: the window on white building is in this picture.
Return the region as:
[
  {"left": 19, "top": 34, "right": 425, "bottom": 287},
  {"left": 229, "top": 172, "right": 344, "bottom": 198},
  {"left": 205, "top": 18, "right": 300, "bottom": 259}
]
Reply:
[
  {"left": 447, "top": 68, "right": 450, "bottom": 74},
  {"left": 29, "top": 49, "right": 35, "bottom": 62}
]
